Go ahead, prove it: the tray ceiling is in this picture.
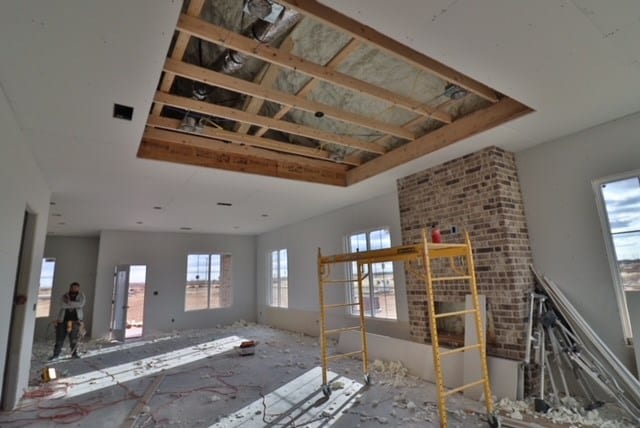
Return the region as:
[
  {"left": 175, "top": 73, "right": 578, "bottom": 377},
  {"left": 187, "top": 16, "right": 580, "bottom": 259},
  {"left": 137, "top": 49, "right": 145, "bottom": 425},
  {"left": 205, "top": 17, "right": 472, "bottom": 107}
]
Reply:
[{"left": 140, "top": 0, "right": 533, "bottom": 186}]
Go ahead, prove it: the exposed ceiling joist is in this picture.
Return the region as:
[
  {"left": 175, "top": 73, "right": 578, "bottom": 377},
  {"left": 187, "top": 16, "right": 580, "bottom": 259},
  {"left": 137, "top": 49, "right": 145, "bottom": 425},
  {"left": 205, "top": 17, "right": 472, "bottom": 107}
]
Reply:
[
  {"left": 254, "top": 38, "right": 361, "bottom": 138},
  {"left": 154, "top": 91, "right": 386, "bottom": 154},
  {"left": 151, "top": 0, "right": 206, "bottom": 116},
  {"left": 278, "top": 0, "right": 499, "bottom": 103},
  {"left": 139, "top": 129, "right": 348, "bottom": 186},
  {"left": 236, "top": 37, "right": 294, "bottom": 135},
  {"left": 147, "top": 114, "right": 362, "bottom": 166},
  {"left": 346, "top": 98, "right": 532, "bottom": 185},
  {"left": 164, "top": 58, "right": 413, "bottom": 140},
  {"left": 176, "top": 14, "right": 453, "bottom": 123}
]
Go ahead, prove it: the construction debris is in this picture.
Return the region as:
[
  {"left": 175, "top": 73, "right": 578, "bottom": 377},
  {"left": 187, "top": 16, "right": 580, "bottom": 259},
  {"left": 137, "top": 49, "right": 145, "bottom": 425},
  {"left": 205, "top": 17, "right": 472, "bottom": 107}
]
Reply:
[{"left": 525, "top": 266, "right": 640, "bottom": 424}]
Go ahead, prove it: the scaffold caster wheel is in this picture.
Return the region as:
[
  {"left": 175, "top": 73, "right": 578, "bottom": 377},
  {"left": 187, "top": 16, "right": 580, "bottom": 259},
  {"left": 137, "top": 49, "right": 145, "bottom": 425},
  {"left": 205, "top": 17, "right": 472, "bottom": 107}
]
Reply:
[
  {"left": 363, "top": 373, "right": 371, "bottom": 385},
  {"left": 488, "top": 413, "right": 501, "bottom": 428},
  {"left": 321, "top": 384, "right": 331, "bottom": 398}
]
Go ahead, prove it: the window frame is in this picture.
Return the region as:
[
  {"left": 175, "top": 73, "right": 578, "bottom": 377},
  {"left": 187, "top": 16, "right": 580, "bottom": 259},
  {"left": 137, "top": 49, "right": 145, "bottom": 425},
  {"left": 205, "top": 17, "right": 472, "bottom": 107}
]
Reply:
[
  {"left": 345, "top": 227, "right": 397, "bottom": 320},
  {"left": 593, "top": 169, "right": 640, "bottom": 343},
  {"left": 268, "top": 248, "right": 288, "bottom": 308},
  {"left": 184, "top": 252, "right": 232, "bottom": 312}
]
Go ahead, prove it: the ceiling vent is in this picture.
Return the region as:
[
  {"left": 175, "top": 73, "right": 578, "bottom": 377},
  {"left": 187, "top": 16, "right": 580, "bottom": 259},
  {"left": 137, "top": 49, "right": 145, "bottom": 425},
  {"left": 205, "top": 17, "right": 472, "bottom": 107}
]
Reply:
[{"left": 113, "top": 103, "right": 134, "bottom": 121}]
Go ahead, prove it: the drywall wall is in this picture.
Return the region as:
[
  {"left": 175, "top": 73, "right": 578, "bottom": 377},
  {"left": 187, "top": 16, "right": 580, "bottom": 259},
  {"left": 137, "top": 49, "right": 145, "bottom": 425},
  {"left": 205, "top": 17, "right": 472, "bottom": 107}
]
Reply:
[
  {"left": 34, "top": 237, "right": 99, "bottom": 341},
  {"left": 256, "top": 191, "right": 409, "bottom": 339},
  {"left": 0, "top": 85, "right": 50, "bottom": 408},
  {"left": 92, "top": 230, "right": 256, "bottom": 339},
  {"left": 516, "top": 111, "right": 640, "bottom": 371}
]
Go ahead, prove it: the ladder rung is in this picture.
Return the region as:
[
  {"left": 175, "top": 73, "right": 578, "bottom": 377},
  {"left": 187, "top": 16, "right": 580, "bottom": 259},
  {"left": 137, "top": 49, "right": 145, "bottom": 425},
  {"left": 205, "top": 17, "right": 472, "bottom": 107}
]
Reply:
[
  {"left": 431, "top": 275, "right": 472, "bottom": 281},
  {"left": 439, "top": 343, "right": 482, "bottom": 357},
  {"left": 444, "top": 379, "right": 486, "bottom": 397},
  {"left": 434, "top": 308, "right": 477, "bottom": 319},
  {"left": 326, "top": 350, "right": 363, "bottom": 361},
  {"left": 322, "top": 279, "right": 354, "bottom": 284},
  {"left": 323, "top": 303, "right": 359, "bottom": 309},
  {"left": 324, "top": 326, "right": 361, "bottom": 335}
]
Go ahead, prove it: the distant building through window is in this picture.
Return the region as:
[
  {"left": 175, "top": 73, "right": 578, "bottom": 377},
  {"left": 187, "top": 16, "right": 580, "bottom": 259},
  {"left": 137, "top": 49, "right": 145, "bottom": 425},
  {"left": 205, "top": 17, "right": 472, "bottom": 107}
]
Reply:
[
  {"left": 37, "top": 258, "right": 56, "bottom": 317},
  {"left": 595, "top": 172, "right": 640, "bottom": 341},
  {"left": 185, "top": 253, "right": 232, "bottom": 311},
  {"left": 347, "top": 228, "right": 396, "bottom": 320},
  {"left": 269, "top": 249, "right": 288, "bottom": 308}
]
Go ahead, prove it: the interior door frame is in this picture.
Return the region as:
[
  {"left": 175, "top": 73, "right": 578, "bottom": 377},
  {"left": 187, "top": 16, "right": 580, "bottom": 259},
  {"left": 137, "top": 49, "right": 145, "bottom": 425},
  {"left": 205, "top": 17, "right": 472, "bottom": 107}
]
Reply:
[
  {"left": 109, "top": 265, "right": 130, "bottom": 342},
  {"left": 2, "top": 210, "right": 37, "bottom": 410}
]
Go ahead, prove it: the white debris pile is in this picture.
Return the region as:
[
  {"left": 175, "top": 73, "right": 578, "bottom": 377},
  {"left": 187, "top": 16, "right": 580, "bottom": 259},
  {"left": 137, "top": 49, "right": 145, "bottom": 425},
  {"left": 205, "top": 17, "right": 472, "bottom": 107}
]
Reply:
[
  {"left": 370, "top": 359, "right": 411, "bottom": 387},
  {"left": 496, "top": 397, "right": 634, "bottom": 427}
]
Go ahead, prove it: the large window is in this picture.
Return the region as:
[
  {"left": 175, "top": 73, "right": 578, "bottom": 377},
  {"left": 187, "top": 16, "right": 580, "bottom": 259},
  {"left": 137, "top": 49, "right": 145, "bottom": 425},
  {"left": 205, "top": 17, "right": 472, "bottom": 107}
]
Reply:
[
  {"left": 185, "top": 253, "right": 232, "bottom": 311},
  {"left": 269, "top": 249, "right": 288, "bottom": 308},
  {"left": 37, "top": 258, "right": 56, "bottom": 317},
  {"left": 347, "top": 228, "right": 396, "bottom": 319},
  {"left": 595, "top": 172, "right": 640, "bottom": 341}
]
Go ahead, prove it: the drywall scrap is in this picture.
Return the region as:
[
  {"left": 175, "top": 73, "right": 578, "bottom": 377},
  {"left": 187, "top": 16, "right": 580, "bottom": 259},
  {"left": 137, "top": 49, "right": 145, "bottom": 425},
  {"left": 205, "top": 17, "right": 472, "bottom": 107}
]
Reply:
[{"left": 530, "top": 266, "right": 640, "bottom": 424}]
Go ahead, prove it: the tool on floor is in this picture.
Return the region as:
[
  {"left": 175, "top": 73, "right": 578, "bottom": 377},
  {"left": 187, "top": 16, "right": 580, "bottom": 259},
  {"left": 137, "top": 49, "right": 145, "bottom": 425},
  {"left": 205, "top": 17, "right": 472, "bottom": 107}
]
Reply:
[
  {"left": 237, "top": 340, "right": 257, "bottom": 356},
  {"left": 41, "top": 367, "right": 57, "bottom": 382}
]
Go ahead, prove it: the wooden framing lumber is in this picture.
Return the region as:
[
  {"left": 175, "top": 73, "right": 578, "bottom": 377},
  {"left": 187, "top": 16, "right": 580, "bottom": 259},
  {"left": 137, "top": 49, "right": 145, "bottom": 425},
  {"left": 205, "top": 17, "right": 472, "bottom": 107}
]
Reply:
[
  {"left": 139, "top": 129, "right": 347, "bottom": 186},
  {"left": 151, "top": 0, "right": 206, "bottom": 116},
  {"left": 153, "top": 91, "right": 386, "bottom": 154},
  {"left": 254, "top": 38, "right": 361, "bottom": 137},
  {"left": 147, "top": 114, "right": 361, "bottom": 166},
  {"left": 164, "top": 58, "right": 413, "bottom": 140},
  {"left": 346, "top": 98, "right": 533, "bottom": 185},
  {"left": 236, "top": 38, "right": 293, "bottom": 134},
  {"left": 279, "top": 0, "right": 499, "bottom": 103},
  {"left": 176, "top": 14, "right": 453, "bottom": 123}
]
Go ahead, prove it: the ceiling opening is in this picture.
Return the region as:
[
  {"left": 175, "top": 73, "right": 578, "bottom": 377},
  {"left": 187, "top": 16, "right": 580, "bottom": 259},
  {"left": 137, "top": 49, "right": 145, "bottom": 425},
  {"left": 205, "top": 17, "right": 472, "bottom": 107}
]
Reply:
[{"left": 139, "top": 0, "right": 533, "bottom": 187}]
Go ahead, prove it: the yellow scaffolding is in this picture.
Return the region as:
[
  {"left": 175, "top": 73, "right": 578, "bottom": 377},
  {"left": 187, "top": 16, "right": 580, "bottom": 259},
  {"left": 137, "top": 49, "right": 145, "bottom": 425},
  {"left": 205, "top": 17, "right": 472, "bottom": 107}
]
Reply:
[{"left": 317, "top": 229, "right": 499, "bottom": 427}]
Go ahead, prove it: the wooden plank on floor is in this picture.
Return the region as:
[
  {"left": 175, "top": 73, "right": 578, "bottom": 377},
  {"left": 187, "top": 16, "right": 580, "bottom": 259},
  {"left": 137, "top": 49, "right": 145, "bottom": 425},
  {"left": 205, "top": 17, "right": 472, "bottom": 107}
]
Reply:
[
  {"left": 120, "top": 374, "right": 165, "bottom": 428},
  {"left": 210, "top": 366, "right": 363, "bottom": 427}
]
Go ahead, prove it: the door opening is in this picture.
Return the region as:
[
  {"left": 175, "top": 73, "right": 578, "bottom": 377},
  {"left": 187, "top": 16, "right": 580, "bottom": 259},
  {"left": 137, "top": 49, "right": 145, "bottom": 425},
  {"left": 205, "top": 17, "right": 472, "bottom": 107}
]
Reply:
[
  {"left": 126, "top": 265, "right": 146, "bottom": 339},
  {"left": 109, "top": 265, "right": 146, "bottom": 342}
]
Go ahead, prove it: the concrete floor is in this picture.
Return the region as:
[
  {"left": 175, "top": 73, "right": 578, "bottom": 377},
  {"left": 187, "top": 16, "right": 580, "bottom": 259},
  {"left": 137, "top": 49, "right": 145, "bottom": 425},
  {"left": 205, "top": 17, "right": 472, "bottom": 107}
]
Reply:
[
  {"left": 1, "top": 323, "right": 633, "bottom": 427},
  {"left": 1, "top": 323, "right": 493, "bottom": 427}
]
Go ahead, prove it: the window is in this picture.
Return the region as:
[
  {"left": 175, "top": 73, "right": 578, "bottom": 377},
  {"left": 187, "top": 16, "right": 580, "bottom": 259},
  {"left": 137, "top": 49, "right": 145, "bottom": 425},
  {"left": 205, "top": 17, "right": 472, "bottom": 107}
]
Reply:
[
  {"left": 37, "top": 258, "right": 56, "bottom": 317},
  {"left": 185, "top": 253, "right": 232, "bottom": 311},
  {"left": 269, "top": 249, "right": 288, "bottom": 308},
  {"left": 595, "top": 172, "right": 640, "bottom": 341},
  {"left": 347, "top": 228, "right": 396, "bottom": 319}
]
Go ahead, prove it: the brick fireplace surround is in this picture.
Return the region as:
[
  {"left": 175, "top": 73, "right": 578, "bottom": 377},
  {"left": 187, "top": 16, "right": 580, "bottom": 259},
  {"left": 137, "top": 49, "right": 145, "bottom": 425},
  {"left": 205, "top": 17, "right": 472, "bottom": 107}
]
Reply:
[{"left": 397, "top": 146, "right": 535, "bottom": 361}]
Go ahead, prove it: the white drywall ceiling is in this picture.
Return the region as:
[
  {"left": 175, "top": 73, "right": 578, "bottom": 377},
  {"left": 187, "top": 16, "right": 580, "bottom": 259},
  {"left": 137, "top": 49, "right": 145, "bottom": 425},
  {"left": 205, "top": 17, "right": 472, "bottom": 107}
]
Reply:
[{"left": 1, "top": 0, "right": 639, "bottom": 236}]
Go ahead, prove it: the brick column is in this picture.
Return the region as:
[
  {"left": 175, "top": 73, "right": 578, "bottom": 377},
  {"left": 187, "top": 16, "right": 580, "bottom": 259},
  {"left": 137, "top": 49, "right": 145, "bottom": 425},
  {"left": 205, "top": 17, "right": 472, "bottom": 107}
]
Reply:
[{"left": 397, "top": 146, "right": 534, "bottom": 361}]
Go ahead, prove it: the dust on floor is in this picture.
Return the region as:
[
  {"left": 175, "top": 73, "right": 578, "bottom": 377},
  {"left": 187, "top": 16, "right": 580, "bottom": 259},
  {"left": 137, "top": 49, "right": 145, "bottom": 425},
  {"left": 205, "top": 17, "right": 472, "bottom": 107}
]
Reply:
[{"left": 1, "top": 322, "right": 632, "bottom": 427}]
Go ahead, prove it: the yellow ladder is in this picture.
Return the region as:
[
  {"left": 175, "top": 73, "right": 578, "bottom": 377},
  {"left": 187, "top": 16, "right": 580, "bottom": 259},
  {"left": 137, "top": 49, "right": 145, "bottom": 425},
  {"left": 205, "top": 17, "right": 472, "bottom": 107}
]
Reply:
[
  {"left": 421, "top": 229, "right": 499, "bottom": 427},
  {"left": 317, "top": 248, "right": 371, "bottom": 397}
]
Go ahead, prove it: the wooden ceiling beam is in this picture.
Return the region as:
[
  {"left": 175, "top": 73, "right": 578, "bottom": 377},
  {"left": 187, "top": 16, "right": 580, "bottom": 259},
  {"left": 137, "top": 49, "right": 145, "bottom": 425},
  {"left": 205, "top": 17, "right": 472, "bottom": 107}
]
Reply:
[
  {"left": 236, "top": 38, "right": 293, "bottom": 134},
  {"left": 154, "top": 91, "right": 386, "bottom": 155},
  {"left": 176, "top": 14, "right": 452, "bottom": 124},
  {"left": 139, "top": 130, "right": 347, "bottom": 187},
  {"left": 279, "top": 0, "right": 499, "bottom": 103},
  {"left": 254, "top": 38, "right": 361, "bottom": 137},
  {"left": 147, "top": 114, "right": 361, "bottom": 166},
  {"left": 164, "top": 58, "right": 413, "bottom": 140},
  {"left": 151, "top": 0, "right": 206, "bottom": 116},
  {"left": 346, "top": 98, "right": 533, "bottom": 185}
]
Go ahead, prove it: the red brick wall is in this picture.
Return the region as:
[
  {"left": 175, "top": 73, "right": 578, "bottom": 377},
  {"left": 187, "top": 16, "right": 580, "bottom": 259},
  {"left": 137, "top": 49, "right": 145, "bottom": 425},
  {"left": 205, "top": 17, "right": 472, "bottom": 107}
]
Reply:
[{"left": 397, "top": 146, "right": 534, "bottom": 360}]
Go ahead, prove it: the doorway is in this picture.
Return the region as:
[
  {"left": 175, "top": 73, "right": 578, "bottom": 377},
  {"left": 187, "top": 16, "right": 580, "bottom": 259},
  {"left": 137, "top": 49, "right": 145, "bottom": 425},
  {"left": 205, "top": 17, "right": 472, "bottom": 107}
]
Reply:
[{"left": 109, "top": 265, "right": 146, "bottom": 342}]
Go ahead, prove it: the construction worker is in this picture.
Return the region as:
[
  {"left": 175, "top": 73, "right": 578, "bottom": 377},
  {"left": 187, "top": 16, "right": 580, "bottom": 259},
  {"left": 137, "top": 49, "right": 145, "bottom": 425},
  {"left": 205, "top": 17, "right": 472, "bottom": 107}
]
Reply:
[{"left": 49, "top": 282, "right": 85, "bottom": 360}]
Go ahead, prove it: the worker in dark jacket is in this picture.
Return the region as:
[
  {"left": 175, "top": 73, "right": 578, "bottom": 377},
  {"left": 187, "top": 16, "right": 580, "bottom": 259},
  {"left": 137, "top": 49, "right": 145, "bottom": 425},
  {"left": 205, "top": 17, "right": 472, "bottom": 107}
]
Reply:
[{"left": 49, "top": 282, "right": 85, "bottom": 360}]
